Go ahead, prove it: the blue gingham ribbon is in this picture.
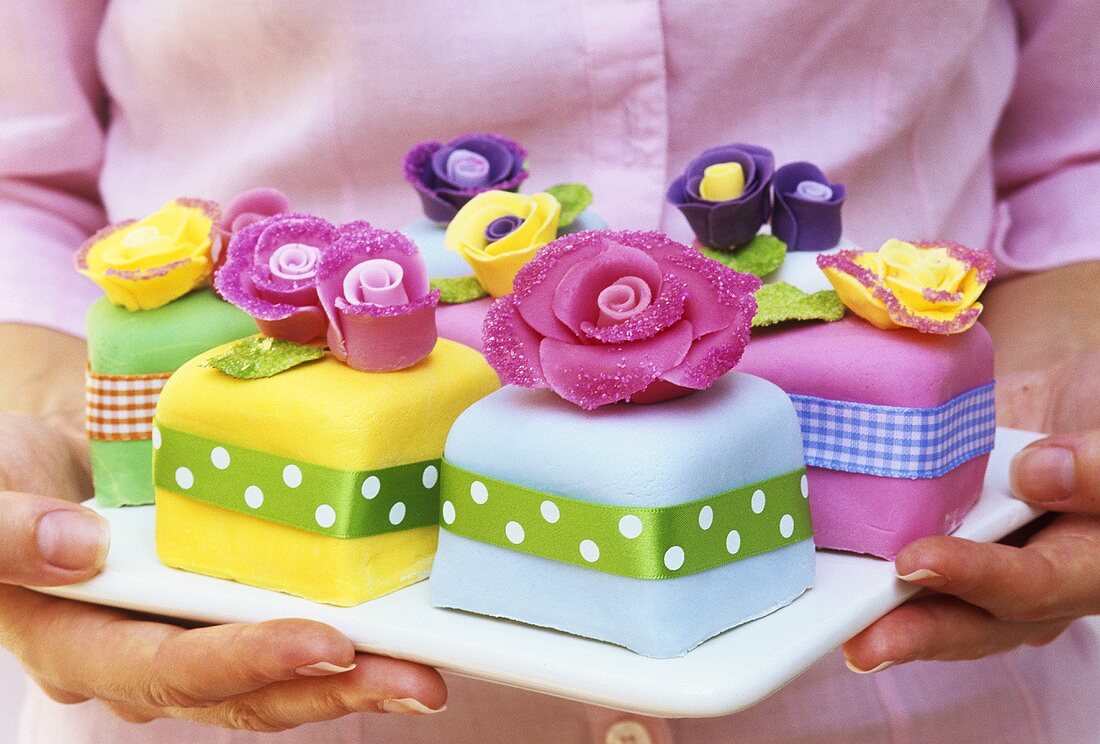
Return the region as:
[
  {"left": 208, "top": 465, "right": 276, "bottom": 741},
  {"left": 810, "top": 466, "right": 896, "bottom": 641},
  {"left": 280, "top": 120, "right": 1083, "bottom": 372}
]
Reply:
[{"left": 790, "top": 382, "right": 996, "bottom": 479}]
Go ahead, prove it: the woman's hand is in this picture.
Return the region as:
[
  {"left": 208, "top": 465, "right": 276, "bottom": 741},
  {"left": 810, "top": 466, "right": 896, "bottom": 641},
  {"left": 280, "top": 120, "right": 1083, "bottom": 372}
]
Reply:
[
  {"left": 0, "top": 325, "right": 447, "bottom": 730},
  {"left": 842, "top": 263, "right": 1100, "bottom": 672}
]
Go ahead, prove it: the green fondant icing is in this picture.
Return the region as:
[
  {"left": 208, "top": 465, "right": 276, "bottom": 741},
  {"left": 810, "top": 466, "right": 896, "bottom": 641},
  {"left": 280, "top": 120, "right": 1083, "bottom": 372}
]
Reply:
[
  {"left": 701, "top": 234, "right": 787, "bottom": 278},
  {"left": 87, "top": 288, "right": 258, "bottom": 507},
  {"left": 440, "top": 462, "right": 812, "bottom": 579},
  {"left": 89, "top": 439, "right": 155, "bottom": 507},
  {"left": 545, "top": 183, "right": 594, "bottom": 228},
  {"left": 204, "top": 337, "right": 325, "bottom": 379},
  {"left": 430, "top": 275, "right": 490, "bottom": 305},
  {"left": 152, "top": 424, "right": 439, "bottom": 538},
  {"left": 86, "top": 289, "right": 258, "bottom": 375},
  {"left": 753, "top": 282, "right": 846, "bottom": 328}
]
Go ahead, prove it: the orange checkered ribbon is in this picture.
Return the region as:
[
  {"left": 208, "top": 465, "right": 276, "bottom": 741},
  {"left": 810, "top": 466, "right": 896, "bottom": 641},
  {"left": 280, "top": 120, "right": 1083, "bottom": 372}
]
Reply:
[{"left": 85, "top": 368, "right": 172, "bottom": 441}]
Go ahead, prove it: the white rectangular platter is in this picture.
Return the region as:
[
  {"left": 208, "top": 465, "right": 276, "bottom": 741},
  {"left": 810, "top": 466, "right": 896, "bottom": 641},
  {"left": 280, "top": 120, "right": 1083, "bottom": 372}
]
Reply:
[{"left": 32, "top": 427, "right": 1044, "bottom": 718}]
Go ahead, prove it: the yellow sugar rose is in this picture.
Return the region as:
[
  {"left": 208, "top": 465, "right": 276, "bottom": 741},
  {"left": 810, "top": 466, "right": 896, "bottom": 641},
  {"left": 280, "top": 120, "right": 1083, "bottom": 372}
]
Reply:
[
  {"left": 818, "top": 239, "right": 995, "bottom": 335},
  {"left": 443, "top": 190, "right": 561, "bottom": 297},
  {"left": 76, "top": 199, "right": 220, "bottom": 311}
]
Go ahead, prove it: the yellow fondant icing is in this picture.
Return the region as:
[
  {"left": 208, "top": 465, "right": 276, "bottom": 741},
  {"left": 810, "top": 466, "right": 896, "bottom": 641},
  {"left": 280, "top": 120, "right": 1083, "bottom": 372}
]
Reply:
[
  {"left": 699, "top": 162, "right": 746, "bottom": 202},
  {"left": 154, "top": 338, "right": 500, "bottom": 604},
  {"left": 443, "top": 190, "right": 561, "bottom": 297},
  {"left": 156, "top": 490, "right": 437, "bottom": 606}
]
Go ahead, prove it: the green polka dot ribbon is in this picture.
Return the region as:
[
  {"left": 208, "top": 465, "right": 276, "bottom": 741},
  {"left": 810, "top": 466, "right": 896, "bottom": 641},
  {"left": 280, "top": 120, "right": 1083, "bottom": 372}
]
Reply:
[
  {"left": 439, "top": 461, "right": 813, "bottom": 580},
  {"left": 152, "top": 423, "right": 440, "bottom": 538}
]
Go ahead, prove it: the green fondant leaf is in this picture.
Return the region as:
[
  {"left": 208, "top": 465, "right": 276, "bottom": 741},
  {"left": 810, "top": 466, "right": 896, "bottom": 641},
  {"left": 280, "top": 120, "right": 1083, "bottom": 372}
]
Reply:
[
  {"left": 430, "top": 275, "right": 490, "bottom": 305},
  {"left": 700, "top": 234, "right": 787, "bottom": 278},
  {"left": 752, "top": 282, "right": 846, "bottom": 328},
  {"left": 545, "top": 183, "right": 594, "bottom": 227},
  {"left": 204, "top": 337, "right": 325, "bottom": 379}
]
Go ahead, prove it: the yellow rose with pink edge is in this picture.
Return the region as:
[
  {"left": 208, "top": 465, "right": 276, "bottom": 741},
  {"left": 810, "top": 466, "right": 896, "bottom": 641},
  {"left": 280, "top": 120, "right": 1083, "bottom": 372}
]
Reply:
[
  {"left": 817, "top": 239, "right": 995, "bottom": 334},
  {"left": 76, "top": 199, "right": 220, "bottom": 311},
  {"left": 443, "top": 190, "right": 561, "bottom": 297}
]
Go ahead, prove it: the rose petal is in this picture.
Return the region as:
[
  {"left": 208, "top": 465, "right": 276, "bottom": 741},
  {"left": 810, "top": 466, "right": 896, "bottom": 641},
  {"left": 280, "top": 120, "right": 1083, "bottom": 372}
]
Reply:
[
  {"left": 550, "top": 241, "right": 664, "bottom": 335},
  {"left": 579, "top": 273, "right": 688, "bottom": 344},
  {"left": 771, "top": 162, "right": 845, "bottom": 252},
  {"left": 538, "top": 320, "right": 694, "bottom": 410},
  {"left": 328, "top": 297, "right": 439, "bottom": 372},
  {"left": 661, "top": 311, "right": 754, "bottom": 390},
  {"left": 511, "top": 230, "right": 610, "bottom": 341},
  {"left": 482, "top": 295, "right": 546, "bottom": 387},
  {"left": 646, "top": 243, "right": 762, "bottom": 337}
]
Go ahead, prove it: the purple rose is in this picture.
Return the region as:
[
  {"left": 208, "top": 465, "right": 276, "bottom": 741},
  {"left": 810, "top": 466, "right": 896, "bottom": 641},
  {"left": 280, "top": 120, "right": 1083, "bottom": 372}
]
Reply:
[
  {"left": 483, "top": 230, "right": 760, "bottom": 410},
  {"left": 666, "top": 144, "right": 775, "bottom": 250},
  {"left": 316, "top": 223, "right": 440, "bottom": 372},
  {"left": 215, "top": 213, "right": 335, "bottom": 343},
  {"left": 403, "top": 133, "right": 528, "bottom": 224},
  {"left": 771, "top": 162, "right": 846, "bottom": 251}
]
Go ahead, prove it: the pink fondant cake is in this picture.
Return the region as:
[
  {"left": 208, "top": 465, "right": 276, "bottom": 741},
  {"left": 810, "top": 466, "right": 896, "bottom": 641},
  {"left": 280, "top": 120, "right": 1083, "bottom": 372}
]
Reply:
[{"left": 739, "top": 317, "right": 995, "bottom": 558}]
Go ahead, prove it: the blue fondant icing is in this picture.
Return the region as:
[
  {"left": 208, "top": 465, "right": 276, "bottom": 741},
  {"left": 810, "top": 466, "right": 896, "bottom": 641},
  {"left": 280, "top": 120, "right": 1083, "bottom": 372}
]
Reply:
[
  {"left": 430, "top": 373, "right": 814, "bottom": 657},
  {"left": 402, "top": 210, "right": 608, "bottom": 279}
]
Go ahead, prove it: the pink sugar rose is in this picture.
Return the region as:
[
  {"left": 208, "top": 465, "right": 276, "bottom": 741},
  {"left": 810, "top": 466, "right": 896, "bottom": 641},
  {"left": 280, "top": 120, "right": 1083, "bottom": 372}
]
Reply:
[
  {"left": 483, "top": 230, "right": 760, "bottom": 410},
  {"left": 215, "top": 213, "right": 335, "bottom": 343},
  {"left": 315, "top": 222, "right": 440, "bottom": 372}
]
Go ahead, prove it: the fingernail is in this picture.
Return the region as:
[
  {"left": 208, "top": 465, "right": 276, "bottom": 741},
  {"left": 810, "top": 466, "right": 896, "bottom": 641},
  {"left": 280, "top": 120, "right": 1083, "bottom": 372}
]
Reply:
[
  {"left": 1011, "top": 445, "right": 1075, "bottom": 503},
  {"left": 896, "top": 568, "right": 948, "bottom": 586},
  {"left": 380, "top": 698, "right": 446, "bottom": 715},
  {"left": 844, "top": 659, "right": 894, "bottom": 674},
  {"left": 37, "top": 510, "right": 110, "bottom": 571},
  {"left": 294, "top": 662, "right": 356, "bottom": 677}
]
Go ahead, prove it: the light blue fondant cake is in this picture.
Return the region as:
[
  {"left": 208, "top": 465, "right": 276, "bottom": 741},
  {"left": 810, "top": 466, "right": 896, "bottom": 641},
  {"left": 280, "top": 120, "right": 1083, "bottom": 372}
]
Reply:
[{"left": 430, "top": 373, "right": 814, "bottom": 658}]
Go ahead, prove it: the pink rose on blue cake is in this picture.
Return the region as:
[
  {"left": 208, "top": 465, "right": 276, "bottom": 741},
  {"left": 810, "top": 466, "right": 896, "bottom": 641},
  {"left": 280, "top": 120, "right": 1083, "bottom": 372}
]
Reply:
[
  {"left": 666, "top": 143, "right": 775, "bottom": 250},
  {"left": 316, "top": 223, "right": 440, "bottom": 372},
  {"left": 483, "top": 229, "right": 760, "bottom": 410},
  {"left": 770, "top": 162, "right": 846, "bottom": 252},
  {"left": 403, "top": 133, "right": 529, "bottom": 224},
  {"left": 215, "top": 213, "right": 334, "bottom": 343}
]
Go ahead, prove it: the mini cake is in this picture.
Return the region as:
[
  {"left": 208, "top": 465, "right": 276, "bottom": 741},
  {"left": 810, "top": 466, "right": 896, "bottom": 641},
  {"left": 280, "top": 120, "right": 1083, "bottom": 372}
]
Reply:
[
  {"left": 429, "top": 230, "right": 814, "bottom": 658},
  {"left": 154, "top": 222, "right": 498, "bottom": 605},
  {"left": 739, "top": 239, "right": 996, "bottom": 558},
  {"left": 77, "top": 198, "right": 260, "bottom": 507}
]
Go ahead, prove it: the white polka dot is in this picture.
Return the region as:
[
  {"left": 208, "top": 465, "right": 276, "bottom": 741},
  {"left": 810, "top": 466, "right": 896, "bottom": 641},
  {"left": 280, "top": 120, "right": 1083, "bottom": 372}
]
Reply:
[
  {"left": 244, "top": 485, "right": 264, "bottom": 509},
  {"left": 579, "top": 539, "right": 600, "bottom": 563},
  {"left": 470, "top": 481, "right": 488, "bottom": 504},
  {"left": 780, "top": 514, "right": 795, "bottom": 539},
  {"left": 698, "top": 505, "right": 714, "bottom": 531},
  {"left": 210, "top": 446, "right": 230, "bottom": 470},
  {"left": 540, "top": 500, "right": 560, "bottom": 524},
  {"left": 801, "top": 474, "right": 809, "bottom": 499},
  {"left": 361, "top": 475, "right": 380, "bottom": 500},
  {"left": 174, "top": 466, "right": 194, "bottom": 490},
  {"left": 751, "top": 489, "right": 766, "bottom": 514},
  {"left": 315, "top": 504, "right": 336, "bottom": 528},
  {"left": 151, "top": 426, "right": 162, "bottom": 450},
  {"left": 505, "top": 521, "right": 525, "bottom": 545},
  {"left": 283, "top": 464, "right": 303, "bottom": 488},
  {"left": 442, "top": 500, "right": 456, "bottom": 525},
  {"left": 664, "top": 546, "right": 685, "bottom": 571},
  {"left": 422, "top": 464, "right": 439, "bottom": 489},
  {"left": 389, "top": 502, "right": 406, "bottom": 526},
  {"left": 726, "top": 530, "right": 742, "bottom": 554},
  {"left": 618, "top": 515, "right": 643, "bottom": 539}
]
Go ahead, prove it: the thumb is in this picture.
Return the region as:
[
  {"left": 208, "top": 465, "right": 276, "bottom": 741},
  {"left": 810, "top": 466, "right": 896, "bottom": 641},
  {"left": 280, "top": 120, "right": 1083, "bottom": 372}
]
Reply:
[
  {"left": 1010, "top": 430, "right": 1100, "bottom": 513},
  {"left": 0, "top": 492, "right": 110, "bottom": 586}
]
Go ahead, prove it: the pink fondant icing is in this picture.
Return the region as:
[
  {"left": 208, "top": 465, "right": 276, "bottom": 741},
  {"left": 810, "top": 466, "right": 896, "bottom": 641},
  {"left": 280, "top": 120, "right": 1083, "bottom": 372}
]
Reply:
[
  {"left": 437, "top": 298, "right": 492, "bottom": 353},
  {"left": 738, "top": 316, "right": 995, "bottom": 558},
  {"left": 739, "top": 316, "right": 993, "bottom": 407}
]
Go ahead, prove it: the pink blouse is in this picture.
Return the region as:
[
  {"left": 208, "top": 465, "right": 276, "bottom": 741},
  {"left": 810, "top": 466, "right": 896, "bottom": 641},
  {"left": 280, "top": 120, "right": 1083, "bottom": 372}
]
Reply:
[{"left": 3, "top": 1, "right": 1100, "bottom": 742}]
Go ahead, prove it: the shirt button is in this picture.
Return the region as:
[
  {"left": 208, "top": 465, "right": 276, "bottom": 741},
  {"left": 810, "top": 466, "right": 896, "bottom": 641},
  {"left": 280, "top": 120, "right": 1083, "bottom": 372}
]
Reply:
[{"left": 605, "top": 719, "right": 653, "bottom": 744}]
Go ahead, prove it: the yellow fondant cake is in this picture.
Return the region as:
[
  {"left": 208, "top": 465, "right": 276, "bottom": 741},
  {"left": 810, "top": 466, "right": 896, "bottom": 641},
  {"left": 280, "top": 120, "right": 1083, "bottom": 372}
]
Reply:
[{"left": 154, "top": 337, "right": 500, "bottom": 606}]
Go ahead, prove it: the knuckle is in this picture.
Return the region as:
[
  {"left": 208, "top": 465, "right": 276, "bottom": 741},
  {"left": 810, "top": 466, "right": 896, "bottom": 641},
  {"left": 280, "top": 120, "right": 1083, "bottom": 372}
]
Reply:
[
  {"left": 142, "top": 679, "right": 205, "bottom": 710},
  {"left": 220, "top": 700, "right": 293, "bottom": 733}
]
